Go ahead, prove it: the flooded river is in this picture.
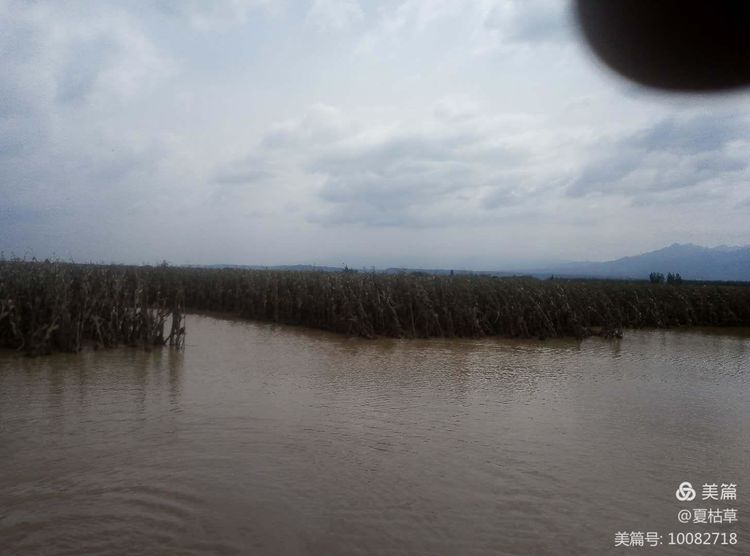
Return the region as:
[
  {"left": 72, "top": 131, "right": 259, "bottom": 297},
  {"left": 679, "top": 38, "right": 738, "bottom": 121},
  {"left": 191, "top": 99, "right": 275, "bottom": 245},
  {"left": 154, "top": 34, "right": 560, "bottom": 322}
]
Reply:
[{"left": 1, "top": 314, "right": 749, "bottom": 555}]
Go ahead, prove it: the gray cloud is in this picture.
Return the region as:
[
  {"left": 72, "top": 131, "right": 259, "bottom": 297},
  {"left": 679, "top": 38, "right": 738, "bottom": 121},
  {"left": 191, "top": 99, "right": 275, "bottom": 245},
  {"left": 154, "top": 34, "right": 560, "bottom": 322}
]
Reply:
[
  {"left": 307, "top": 0, "right": 364, "bottom": 31},
  {"left": 208, "top": 101, "right": 543, "bottom": 230},
  {"left": 484, "top": 0, "right": 570, "bottom": 45},
  {"left": 481, "top": 185, "right": 528, "bottom": 210},
  {"left": 55, "top": 38, "right": 117, "bottom": 104},
  {"left": 0, "top": 2, "right": 179, "bottom": 258},
  {"left": 568, "top": 112, "right": 750, "bottom": 199},
  {"left": 151, "top": 0, "right": 278, "bottom": 29},
  {"left": 213, "top": 169, "right": 271, "bottom": 185},
  {"left": 308, "top": 132, "right": 482, "bottom": 175},
  {"left": 628, "top": 112, "right": 746, "bottom": 155},
  {"left": 304, "top": 126, "right": 533, "bottom": 227}
]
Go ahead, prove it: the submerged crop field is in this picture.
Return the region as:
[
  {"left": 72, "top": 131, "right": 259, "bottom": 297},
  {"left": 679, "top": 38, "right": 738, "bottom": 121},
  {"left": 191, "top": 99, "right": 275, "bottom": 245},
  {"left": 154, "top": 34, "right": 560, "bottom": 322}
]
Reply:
[
  {"left": 2, "top": 260, "right": 749, "bottom": 355},
  {"left": 0, "top": 261, "right": 185, "bottom": 356}
]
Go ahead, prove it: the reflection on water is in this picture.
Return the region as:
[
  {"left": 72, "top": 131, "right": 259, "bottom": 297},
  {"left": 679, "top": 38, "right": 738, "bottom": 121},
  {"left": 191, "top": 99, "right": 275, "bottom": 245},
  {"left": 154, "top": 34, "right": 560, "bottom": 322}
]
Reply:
[{"left": 1, "top": 315, "right": 749, "bottom": 555}]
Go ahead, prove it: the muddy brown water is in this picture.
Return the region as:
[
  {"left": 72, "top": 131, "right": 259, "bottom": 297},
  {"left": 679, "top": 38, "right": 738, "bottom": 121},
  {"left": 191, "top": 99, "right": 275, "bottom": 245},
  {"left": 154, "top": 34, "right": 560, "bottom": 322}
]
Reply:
[{"left": 1, "top": 314, "right": 749, "bottom": 555}]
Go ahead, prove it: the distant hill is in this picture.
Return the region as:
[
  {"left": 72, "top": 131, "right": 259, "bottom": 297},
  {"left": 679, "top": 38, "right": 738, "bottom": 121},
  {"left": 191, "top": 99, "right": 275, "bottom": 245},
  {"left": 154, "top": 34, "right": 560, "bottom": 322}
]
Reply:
[
  {"left": 190, "top": 244, "right": 750, "bottom": 282},
  {"left": 531, "top": 243, "right": 750, "bottom": 281},
  {"left": 199, "top": 264, "right": 342, "bottom": 272}
]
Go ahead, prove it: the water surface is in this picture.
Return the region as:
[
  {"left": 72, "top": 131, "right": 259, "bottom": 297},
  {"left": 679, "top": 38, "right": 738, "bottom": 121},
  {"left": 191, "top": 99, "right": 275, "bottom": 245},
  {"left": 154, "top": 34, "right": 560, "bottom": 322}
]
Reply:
[{"left": 1, "top": 315, "right": 749, "bottom": 554}]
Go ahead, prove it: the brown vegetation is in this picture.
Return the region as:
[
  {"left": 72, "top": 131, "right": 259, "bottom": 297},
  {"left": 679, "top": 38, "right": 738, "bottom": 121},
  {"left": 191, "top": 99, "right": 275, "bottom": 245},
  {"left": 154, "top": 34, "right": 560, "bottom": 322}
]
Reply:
[
  {"left": 2, "top": 260, "right": 749, "bottom": 355},
  {"left": 0, "top": 261, "right": 184, "bottom": 356},
  {"left": 178, "top": 268, "right": 750, "bottom": 339}
]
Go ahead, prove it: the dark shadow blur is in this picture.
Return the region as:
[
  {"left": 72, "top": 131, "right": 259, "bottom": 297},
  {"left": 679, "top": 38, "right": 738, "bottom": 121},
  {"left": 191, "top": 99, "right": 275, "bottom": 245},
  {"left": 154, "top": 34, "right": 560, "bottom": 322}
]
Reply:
[{"left": 574, "top": 0, "right": 750, "bottom": 91}]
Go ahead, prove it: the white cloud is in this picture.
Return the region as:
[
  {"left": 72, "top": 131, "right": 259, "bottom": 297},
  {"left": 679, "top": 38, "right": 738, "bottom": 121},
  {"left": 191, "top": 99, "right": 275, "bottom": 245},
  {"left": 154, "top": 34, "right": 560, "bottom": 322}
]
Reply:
[
  {"left": 154, "top": 0, "right": 282, "bottom": 30},
  {"left": 307, "top": 0, "right": 364, "bottom": 31}
]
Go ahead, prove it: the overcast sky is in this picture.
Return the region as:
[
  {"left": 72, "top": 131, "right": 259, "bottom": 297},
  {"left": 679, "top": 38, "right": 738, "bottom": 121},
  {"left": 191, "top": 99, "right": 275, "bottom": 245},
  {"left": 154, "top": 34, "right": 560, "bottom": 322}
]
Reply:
[{"left": 2, "top": 0, "right": 749, "bottom": 269}]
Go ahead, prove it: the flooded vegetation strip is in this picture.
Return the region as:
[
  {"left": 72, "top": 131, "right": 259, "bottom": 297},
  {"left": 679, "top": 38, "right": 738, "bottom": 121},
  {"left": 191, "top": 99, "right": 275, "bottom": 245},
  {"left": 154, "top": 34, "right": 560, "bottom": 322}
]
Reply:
[
  {"left": 0, "top": 261, "right": 185, "bottom": 356},
  {"left": 2, "top": 260, "right": 749, "bottom": 355}
]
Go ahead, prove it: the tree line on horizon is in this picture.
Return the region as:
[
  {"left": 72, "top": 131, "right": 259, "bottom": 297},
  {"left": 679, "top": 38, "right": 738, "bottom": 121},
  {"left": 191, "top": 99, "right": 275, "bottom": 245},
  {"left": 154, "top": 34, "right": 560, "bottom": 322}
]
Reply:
[{"left": 649, "top": 272, "right": 684, "bottom": 285}]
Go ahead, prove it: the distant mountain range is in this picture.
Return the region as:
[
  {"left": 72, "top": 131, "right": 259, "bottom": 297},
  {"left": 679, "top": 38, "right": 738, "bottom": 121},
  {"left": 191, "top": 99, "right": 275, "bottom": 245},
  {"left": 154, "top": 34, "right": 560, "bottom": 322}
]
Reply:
[
  {"left": 201, "top": 263, "right": 342, "bottom": 272},
  {"left": 528, "top": 243, "right": 750, "bottom": 281},
  {"left": 197, "top": 243, "right": 750, "bottom": 282}
]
